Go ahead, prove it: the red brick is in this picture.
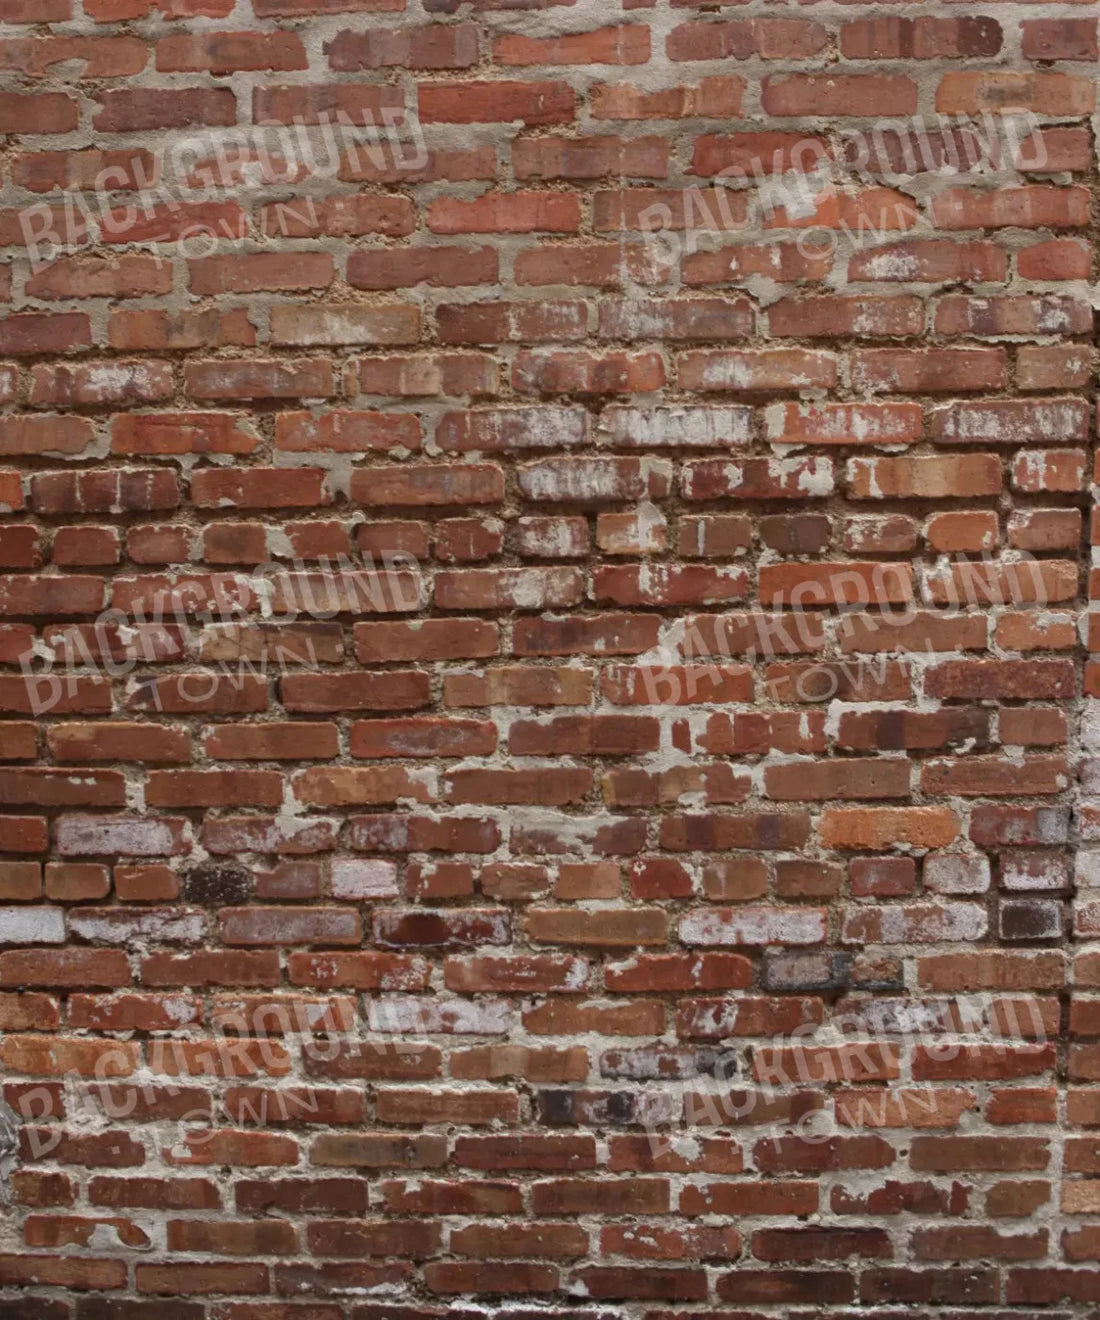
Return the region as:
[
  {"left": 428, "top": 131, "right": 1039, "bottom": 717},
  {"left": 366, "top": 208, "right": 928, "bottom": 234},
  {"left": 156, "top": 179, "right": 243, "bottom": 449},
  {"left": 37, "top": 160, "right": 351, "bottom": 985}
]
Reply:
[
  {"left": 156, "top": 30, "right": 307, "bottom": 72},
  {"left": 93, "top": 88, "right": 235, "bottom": 132},
  {"left": 348, "top": 247, "right": 498, "bottom": 290},
  {"left": 763, "top": 73, "right": 917, "bottom": 115},
  {"left": 327, "top": 23, "right": 478, "bottom": 70},
  {"left": 419, "top": 80, "right": 574, "bottom": 124},
  {"left": 592, "top": 75, "right": 742, "bottom": 119}
]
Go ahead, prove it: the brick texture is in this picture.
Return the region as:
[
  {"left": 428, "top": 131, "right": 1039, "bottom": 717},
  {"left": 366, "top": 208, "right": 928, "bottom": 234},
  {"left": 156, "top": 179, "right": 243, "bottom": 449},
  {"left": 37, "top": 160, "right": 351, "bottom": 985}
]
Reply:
[{"left": 0, "top": 0, "right": 1098, "bottom": 1313}]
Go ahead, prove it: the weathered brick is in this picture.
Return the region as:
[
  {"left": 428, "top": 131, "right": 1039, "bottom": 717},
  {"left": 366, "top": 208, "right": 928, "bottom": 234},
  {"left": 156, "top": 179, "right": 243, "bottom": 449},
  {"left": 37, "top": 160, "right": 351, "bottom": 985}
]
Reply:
[{"left": 3, "top": 5, "right": 1093, "bottom": 1311}]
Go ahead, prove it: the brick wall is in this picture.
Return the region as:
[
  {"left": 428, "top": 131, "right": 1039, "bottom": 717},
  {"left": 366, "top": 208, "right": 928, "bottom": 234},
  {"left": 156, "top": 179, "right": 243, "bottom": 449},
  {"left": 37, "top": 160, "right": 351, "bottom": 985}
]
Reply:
[{"left": 0, "top": 0, "right": 1098, "bottom": 1313}]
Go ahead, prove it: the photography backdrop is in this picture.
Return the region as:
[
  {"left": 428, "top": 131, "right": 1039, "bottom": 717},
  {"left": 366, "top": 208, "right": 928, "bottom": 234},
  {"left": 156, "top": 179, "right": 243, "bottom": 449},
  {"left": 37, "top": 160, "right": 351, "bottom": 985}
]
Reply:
[{"left": 0, "top": 0, "right": 1098, "bottom": 1314}]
